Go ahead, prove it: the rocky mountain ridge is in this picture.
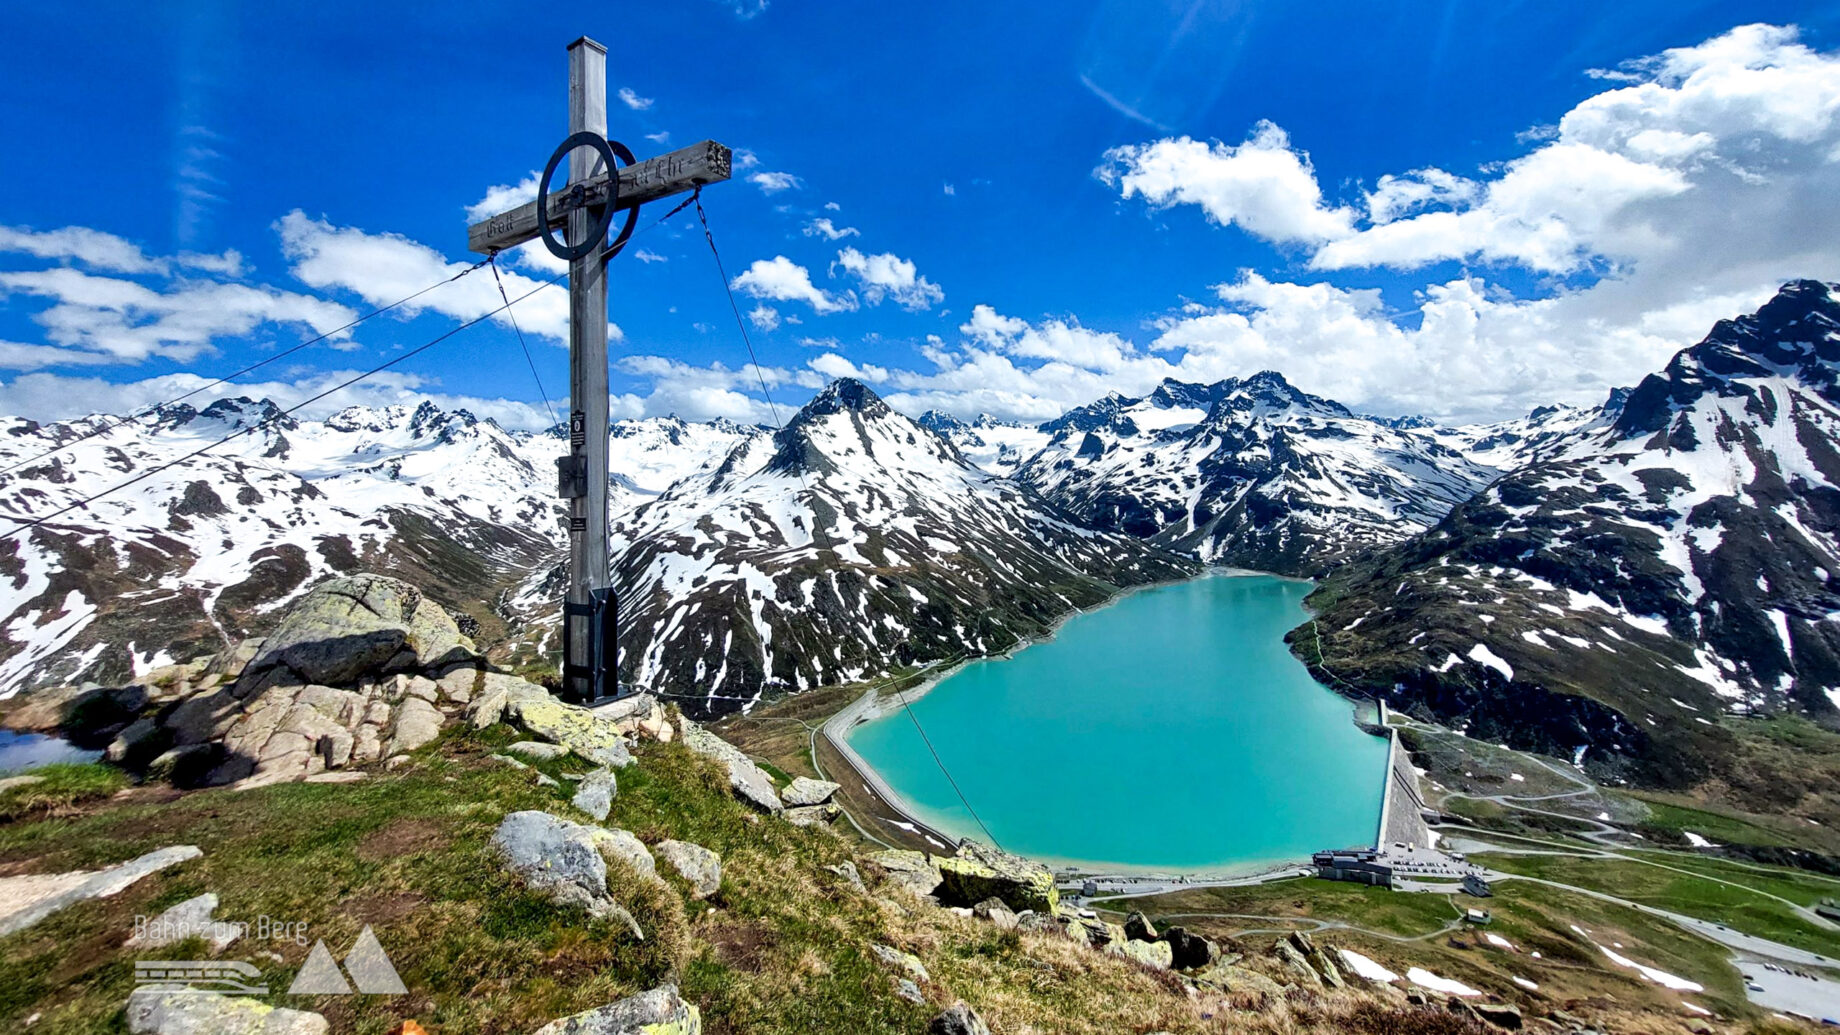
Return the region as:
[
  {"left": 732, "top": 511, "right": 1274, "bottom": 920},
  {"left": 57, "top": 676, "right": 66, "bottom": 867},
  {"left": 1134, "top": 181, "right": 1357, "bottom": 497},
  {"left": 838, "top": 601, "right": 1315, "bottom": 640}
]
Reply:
[
  {"left": 1302, "top": 280, "right": 1840, "bottom": 791},
  {"left": 608, "top": 378, "right": 1198, "bottom": 712}
]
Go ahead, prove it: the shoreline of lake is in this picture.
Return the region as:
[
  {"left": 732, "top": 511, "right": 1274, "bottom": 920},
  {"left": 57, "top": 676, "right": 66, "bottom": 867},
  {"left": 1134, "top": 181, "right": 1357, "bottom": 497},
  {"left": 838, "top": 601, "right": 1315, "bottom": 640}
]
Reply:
[{"left": 842, "top": 571, "right": 1390, "bottom": 875}]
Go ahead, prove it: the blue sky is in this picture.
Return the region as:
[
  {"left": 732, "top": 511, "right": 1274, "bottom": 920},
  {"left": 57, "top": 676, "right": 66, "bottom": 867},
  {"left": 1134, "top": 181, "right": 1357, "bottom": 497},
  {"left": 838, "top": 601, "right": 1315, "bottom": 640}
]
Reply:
[{"left": 3, "top": 0, "right": 1839, "bottom": 427}]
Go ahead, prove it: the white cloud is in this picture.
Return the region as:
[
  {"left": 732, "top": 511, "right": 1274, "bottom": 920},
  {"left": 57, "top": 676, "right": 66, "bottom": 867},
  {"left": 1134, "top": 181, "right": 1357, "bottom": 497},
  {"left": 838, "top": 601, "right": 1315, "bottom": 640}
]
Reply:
[
  {"left": 0, "top": 225, "right": 168, "bottom": 275},
  {"left": 823, "top": 201, "right": 841, "bottom": 211},
  {"left": 831, "top": 248, "right": 944, "bottom": 311},
  {"left": 465, "top": 171, "right": 538, "bottom": 224},
  {"left": 710, "top": 0, "right": 768, "bottom": 19},
  {"left": 748, "top": 304, "right": 781, "bottom": 331},
  {"left": 1105, "top": 24, "right": 1840, "bottom": 281},
  {"left": 1056, "top": 22, "right": 1840, "bottom": 419},
  {"left": 617, "top": 87, "right": 653, "bottom": 111},
  {"left": 802, "top": 218, "right": 859, "bottom": 240},
  {"left": 634, "top": 249, "right": 668, "bottom": 264},
  {"left": 733, "top": 149, "right": 761, "bottom": 170},
  {"left": 0, "top": 265, "right": 355, "bottom": 367},
  {"left": 943, "top": 183, "right": 956, "bottom": 196},
  {"left": 644, "top": 131, "right": 671, "bottom": 145},
  {"left": 1098, "top": 122, "right": 1357, "bottom": 245},
  {"left": 729, "top": 255, "right": 856, "bottom": 314},
  {"left": 276, "top": 210, "right": 605, "bottom": 343},
  {"left": 749, "top": 171, "right": 800, "bottom": 193},
  {"left": 808, "top": 352, "right": 888, "bottom": 383},
  {"left": 0, "top": 368, "right": 558, "bottom": 431}
]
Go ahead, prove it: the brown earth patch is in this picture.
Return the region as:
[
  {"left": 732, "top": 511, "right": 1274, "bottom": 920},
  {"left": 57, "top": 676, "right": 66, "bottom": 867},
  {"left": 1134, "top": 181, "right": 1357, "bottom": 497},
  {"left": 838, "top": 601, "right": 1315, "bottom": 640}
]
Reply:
[{"left": 357, "top": 817, "right": 447, "bottom": 864}]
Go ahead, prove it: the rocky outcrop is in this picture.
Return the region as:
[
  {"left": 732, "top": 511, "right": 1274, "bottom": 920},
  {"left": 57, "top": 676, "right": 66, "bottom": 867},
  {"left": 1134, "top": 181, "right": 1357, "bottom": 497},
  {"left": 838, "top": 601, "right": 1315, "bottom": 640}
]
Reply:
[
  {"left": 0, "top": 845, "right": 201, "bottom": 937},
  {"left": 1111, "top": 938, "right": 1173, "bottom": 969},
  {"left": 972, "top": 897, "right": 1017, "bottom": 929},
  {"left": 589, "top": 827, "right": 656, "bottom": 880},
  {"left": 934, "top": 841, "right": 1057, "bottom": 914},
  {"left": 1163, "top": 926, "right": 1215, "bottom": 970},
  {"left": 531, "top": 983, "right": 701, "bottom": 1035},
  {"left": 1123, "top": 910, "right": 1157, "bottom": 942},
  {"left": 779, "top": 776, "right": 839, "bottom": 807},
  {"left": 782, "top": 803, "right": 841, "bottom": 828},
  {"left": 490, "top": 811, "right": 643, "bottom": 939},
  {"left": 508, "top": 697, "right": 635, "bottom": 769},
  {"left": 927, "top": 1002, "right": 991, "bottom": 1035},
  {"left": 681, "top": 721, "right": 781, "bottom": 812},
  {"left": 573, "top": 769, "right": 617, "bottom": 821},
  {"left": 125, "top": 989, "right": 327, "bottom": 1035},
  {"left": 237, "top": 574, "right": 472, "bottom": 687},
  {"left": 655, "top": 840, "right": 721, "bottom": 899},
  {"left": 870, "top": 849, "right": 943, "bottom": 898}
]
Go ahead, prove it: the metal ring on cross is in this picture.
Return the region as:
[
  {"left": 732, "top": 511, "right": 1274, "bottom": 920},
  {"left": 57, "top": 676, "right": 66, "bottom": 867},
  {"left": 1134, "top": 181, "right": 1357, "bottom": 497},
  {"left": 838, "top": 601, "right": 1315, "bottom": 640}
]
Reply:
[{"left": 537, "top": 132, "right": 638, "bottom": 262}]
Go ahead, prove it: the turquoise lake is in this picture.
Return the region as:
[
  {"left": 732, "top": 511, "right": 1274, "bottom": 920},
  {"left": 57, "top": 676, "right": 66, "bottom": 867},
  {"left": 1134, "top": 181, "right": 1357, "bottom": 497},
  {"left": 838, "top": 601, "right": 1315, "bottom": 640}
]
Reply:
[{"left": 847, "top": 574, "right": 1389, "bottom": 872}]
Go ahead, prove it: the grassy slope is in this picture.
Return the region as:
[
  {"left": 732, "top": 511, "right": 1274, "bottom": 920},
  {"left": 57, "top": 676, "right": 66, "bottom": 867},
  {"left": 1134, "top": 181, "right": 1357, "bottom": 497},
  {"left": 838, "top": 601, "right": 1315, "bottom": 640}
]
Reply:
[
  {"left": 0, "top": 724, "right": 1528, "bottom": 1035},
  {"left": 1472, "top": 854, "right": 1839, "bottom": 956},
  {"left": 1123, "top": 875, "right": 1759, "bottom": 1020}
]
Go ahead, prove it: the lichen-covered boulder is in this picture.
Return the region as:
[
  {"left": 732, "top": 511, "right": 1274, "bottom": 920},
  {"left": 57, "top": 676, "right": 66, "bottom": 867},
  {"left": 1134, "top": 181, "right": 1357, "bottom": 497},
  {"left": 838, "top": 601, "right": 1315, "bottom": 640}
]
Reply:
[
  {"left": 587, "top": 827, "right": 655, "bottom": 880},
  {"left": 779, "top": 776, "right": 840, "bottom": 807},
  {"left": 869, "top": 849, "right": 942, "bottom": 899},
  {"left": 491, "top": 811, "right": 615, "bottom": 915},
  {"left": 1110, "top": 937, "right": 1173, "bottom": 969},
  {"left": 681, "top": 722, "right": 780, "bottom": 813},
  {"left": 782, "top": 803, "right": 841, "bottom": 828},
  {"left": 125, "top": 989, "right": 327, "bottom": 1034},
  {"left": 467, "top": 672, "right": 549, "bottom": 729},
  {"left": 236, "top": 575, "right": 473, "bottom": 689},
  {"left": 934, "top": 841, "right": 1057, "bottom": 914},
  {"left": 510, "top": 697, "right": 634, "bottom": 768},
  {"left": 655, "top": 840, "right": 721, "bottom": 899},
  {"left": 531, "top": 983, "right": 700, "bottom": 1035}
]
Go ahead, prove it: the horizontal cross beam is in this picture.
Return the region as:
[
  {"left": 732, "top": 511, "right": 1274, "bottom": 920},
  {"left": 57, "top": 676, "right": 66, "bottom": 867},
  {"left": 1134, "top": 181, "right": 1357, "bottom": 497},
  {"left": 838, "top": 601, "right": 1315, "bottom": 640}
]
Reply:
[{"left": 467, "top": 139, "right": 732, "bottom": 255}]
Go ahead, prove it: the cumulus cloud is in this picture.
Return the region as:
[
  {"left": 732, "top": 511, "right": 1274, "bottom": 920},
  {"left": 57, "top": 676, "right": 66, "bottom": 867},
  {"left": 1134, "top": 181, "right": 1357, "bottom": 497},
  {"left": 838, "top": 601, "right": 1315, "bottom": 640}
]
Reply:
[
  {"left": 831, "top": 248, "right": 944, "bottom": 311},
  {"left": 276, "top": 210, "right": 603, "bottom": 343},
  {"left": 0, "top": 368, "right": 558, "bottom": 431},
  {"left": 0, "top": 265, "right": 355, "bottom": 368},
  {"left": 802, "top": 218, "right": 859, "bottom": 240},
  {"left": 617, "top": 87, "right": 653, "bottom": 111},
  {"left": 1098, "top": 122, "right": 1357, "bottom": 245},
  {"left": 1105, "top": 23, "right": 1840, "bottom": 281},
  {"left": 747, "top": 304, "right": 781, "bottom": 331},
  {"left": 748, "top": 171, "right": 800, "bottom": 193},
  {"left": 1061, "top": 22, "right": 1840, "bottom": 419},
  {"left": 729, "top": 255, "right": 856, "bottom": 314}
]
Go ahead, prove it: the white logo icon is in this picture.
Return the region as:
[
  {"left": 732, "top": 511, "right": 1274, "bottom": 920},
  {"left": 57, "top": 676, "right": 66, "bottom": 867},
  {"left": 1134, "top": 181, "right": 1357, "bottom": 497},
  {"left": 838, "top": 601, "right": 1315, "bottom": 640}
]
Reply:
[{"left": 287, "top": 926, "right": 407, "bottom": 995}]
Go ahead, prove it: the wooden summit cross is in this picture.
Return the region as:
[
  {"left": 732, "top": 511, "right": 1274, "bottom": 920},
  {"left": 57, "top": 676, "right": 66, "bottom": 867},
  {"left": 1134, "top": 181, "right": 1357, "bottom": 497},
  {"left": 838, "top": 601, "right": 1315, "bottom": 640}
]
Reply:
[{"left": 468, "top": 37, "right": 732, "bottom": 703}]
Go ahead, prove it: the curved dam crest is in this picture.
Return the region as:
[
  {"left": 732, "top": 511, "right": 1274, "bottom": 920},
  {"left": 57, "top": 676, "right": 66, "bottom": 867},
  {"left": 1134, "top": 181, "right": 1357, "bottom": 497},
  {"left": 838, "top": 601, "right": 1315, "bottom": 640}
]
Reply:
[{"left": 847, "top": 573, "right": 1390, "bottom": 873}]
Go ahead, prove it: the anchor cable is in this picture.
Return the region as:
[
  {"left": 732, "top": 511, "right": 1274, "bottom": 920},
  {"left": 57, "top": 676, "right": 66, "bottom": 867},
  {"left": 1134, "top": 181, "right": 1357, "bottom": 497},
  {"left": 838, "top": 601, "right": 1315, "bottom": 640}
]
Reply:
[
  {"left": 0, "top": 257, "right": 494, "bottom": 479},
  {"left": 489, "top": 253, "right": 558, "bottom": 429},
  {"left": 691, "top": 191, "right": 1004, "bottom": 852},
  {"left": 0, "top": 269, "right": 568, "bottom": 543}
]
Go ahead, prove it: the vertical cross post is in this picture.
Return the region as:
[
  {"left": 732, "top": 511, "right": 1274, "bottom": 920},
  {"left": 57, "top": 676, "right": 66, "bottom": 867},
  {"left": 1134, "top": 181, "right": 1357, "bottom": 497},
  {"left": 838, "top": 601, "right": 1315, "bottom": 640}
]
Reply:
[{"left": 565, "top": 36, "right": 611, "bottom": 702}]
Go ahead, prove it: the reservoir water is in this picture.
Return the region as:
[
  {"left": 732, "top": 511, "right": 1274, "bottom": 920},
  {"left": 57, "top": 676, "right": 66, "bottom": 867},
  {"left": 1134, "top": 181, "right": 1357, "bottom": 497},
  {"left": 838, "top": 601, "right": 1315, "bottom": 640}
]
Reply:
[{"left": 847, "top": 574, "right": 1389, "bottom": 872}]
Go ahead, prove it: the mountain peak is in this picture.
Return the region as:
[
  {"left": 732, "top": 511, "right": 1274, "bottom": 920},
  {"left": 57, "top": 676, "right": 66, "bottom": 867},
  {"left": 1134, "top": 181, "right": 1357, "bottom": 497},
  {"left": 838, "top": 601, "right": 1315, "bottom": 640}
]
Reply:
[
  {"left": 1615, "top": 279, "right": 1840, "bottom": 437},
  {"left": 795, "top": 378, "right": 890, "bottom": 422}
]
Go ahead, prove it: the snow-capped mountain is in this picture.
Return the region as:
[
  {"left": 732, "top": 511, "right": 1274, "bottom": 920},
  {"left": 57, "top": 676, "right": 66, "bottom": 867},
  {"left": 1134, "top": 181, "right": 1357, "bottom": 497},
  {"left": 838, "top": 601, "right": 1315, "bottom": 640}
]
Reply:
[
  {"left": 609, "top": 379, "right": 1198, "bottom": 713},
  {"left": 1014, "top": 372, "right": 1505, "bottom": 575},
  {"left": 1304, "top": 281, "right": 1840, "bottom": 788},
  {"left": 0, "top": 401, "right": 745, "bottom": 693},
  {"left": 915, "top": 411, "right": 1050, "bottom": 477}
]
